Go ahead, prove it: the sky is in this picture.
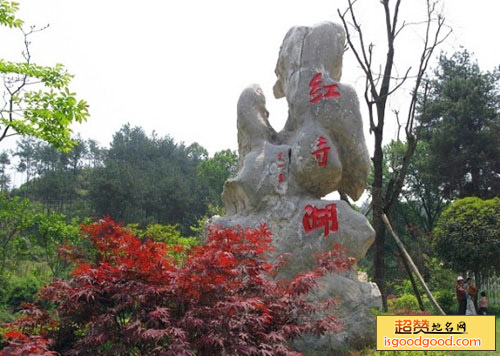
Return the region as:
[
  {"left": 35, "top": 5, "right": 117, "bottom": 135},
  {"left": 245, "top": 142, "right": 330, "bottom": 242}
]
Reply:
[{"left": 1, "top": 0, "right": 499, "bottom": 160}]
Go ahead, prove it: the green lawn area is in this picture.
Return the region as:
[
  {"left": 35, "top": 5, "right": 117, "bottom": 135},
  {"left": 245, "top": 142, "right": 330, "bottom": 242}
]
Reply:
[{"left": 360, "top": 316, "right": 499, "bottom": 356}]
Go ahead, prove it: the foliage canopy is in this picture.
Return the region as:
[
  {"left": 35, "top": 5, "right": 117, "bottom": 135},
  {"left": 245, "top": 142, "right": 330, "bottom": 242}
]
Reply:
[
  {"left": 0, "top": 0, "right": 88, "bottom": 151},
  {"left": 433, "top": 197, "right": 500, "bottom": 276},
  {"left": 420, "top": 50, "right": 500, "bottom": 199}
]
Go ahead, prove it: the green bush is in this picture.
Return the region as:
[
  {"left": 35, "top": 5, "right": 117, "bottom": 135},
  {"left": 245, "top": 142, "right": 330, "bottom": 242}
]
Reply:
[
  {"left": 387, "top": 293, "right": 425, "bottom": 315},
  {"left": 387, "top": 297, "right": 398, "bottom": 313},
  {"left": 393, "top": 293, "right": 420, "bottom": 311},
  {"left": 5, "top": 274, "right": 43, "bottom": 309},
  {"left": 434, "top": 289, "right": 456, "bottom": 315},
  {"left": 126, "top": 223, "right": 199, "bottom": 262},
  {"left": 487, "top": 304, "right": 500, "bottom": 316},
  {"left": 0, "top": 304, "right": 15, "bottom": 323},
  {"left": 392, "top": 279, "right": 419, "bottom": 295}
]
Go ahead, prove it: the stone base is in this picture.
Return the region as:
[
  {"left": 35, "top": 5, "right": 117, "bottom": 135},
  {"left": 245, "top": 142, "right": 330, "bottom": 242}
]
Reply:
[
  {"left": 292, "top": 271, "right": 381, "bottom": 353},
  {"left": 210, "top": 198, "right": 382, "bottom": 353}
]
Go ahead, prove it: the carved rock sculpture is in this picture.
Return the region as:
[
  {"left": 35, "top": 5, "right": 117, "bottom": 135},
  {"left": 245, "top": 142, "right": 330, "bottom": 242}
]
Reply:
[{"left": 212, "top": 22, "right": 382, "bottom": 353}]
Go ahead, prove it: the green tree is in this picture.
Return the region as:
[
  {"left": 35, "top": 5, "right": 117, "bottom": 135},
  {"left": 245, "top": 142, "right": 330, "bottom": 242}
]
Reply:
[
  {"left": 338, "top": 0, "right": 450, "bottom": 310},
  {"left": 28, "top": 212, "right": 80, "bottom": 278},
  {"left": 381, "top": 140, "right": 447, "bottom": 233},
  {"left": 0, "top": 0, "right": 89, "bottom": 151},
  {"left": 433, "top": 197, "right": 500, "bottom": 290},
  {"left": 0, "top": 193, "right": 82, "bottom": 315},
  {"left": 402, "top": 141, "right": 447, "bottom": 232},
  {"left": 421, "top": 50, "right": 500, "bottom": 199},
  {"left": 85, "top": 138, "right": 105, "bottom": 168},
  {"left": 0, "top": 194, "right": 81, "bottom": 280},
  {"left": 10, "top": 136, "right": 100, "bottom": 217},
  {"left": 0, "top": 150, "right": 10, "bottom": 192},
  {"left": 197, "top": 149, "right": 237, "bottom": 206},
  {"left": 0, "top": 0, "right": 22, "bottom": 28},
  {"left": 364, "top": 141, "right": 437, "bottom": 297},
  {"left": 89, "top": 125, "right": 209, "bottom": 233},
  {"left": 0, "top": 194, "right": 36, "bottom": 280},
  {"left": 14, "top": 136, "right": 38, "bottom": 185}
]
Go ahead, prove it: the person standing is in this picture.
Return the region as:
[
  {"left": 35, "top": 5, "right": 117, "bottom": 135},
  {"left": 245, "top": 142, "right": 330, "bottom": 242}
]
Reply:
[
  {"left": 478, "top": 291, "right": 488, "bottom": 315},
  {"left": 464, "top": 277, "right": 477, "bottom": 315},
  {"left": 456, "top": 276, "right": 466, "bottom": 315}
]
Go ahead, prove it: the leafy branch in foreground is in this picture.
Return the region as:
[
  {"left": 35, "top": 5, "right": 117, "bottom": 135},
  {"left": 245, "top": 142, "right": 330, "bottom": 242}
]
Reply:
[{"left": 0, "top": 0, "right": 88, "bottom": 151}]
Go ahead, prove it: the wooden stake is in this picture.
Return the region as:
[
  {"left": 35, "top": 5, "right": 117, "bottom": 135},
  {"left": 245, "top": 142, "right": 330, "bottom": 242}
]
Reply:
[{"left": 382, "top": 213, "right": 445, "bottom": 315}]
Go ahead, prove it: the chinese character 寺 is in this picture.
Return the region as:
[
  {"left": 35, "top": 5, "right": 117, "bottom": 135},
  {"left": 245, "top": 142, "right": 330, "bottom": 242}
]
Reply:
[
  {"left": 309, "top": 72, "right": 340, "bottom": 103},
  {"left": 311, "top": 136, "right": 331, "bottom": 167},
  {"left": 413, "top": 319, "right": 429, "bottom": 334},
  {"left": 302, "top": 203, "right": 338, "bottom": 236},
  {"left": 395, "top": 319, "right": 412, "bottom": 334}
]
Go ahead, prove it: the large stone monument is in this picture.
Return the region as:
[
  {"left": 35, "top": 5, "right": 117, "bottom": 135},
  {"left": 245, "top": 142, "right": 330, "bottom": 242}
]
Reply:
[{"left": 212, "top": 22, "right": 381, "bottom": 353}]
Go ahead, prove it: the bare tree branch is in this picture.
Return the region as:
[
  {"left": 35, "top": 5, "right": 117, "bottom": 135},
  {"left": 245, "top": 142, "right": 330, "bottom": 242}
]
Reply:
[
  {"left": 338, "top": 0, "right": 450, "bottom": 311},
  {"left": 338, "top": 0, "right": 379, "bottom": 102},
  {"left": 394, "top": 110, "right": 401, "bottom": 141}
]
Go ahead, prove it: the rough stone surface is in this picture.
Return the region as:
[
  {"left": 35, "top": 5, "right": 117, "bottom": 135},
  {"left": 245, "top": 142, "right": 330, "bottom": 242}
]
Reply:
[{"left": 212, "top": 21, "right": 381, "bottom": 353}]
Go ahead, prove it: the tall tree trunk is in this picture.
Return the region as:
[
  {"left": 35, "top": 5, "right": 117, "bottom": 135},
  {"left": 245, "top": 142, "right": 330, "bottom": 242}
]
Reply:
[
  {"left": 374, "top": 211, "right": 386, "bottom": 310},
  {"left": 339, "top": 0, "right": 450, "bottom": 313},
  {"left": 373, "top": 126, "right": 387, "bottom": 310}
]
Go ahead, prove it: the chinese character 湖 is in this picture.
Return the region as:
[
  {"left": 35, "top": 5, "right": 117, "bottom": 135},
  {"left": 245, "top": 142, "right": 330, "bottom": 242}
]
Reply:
[{"left": 302, "top": 203, "right": 339, "bottom": 236}]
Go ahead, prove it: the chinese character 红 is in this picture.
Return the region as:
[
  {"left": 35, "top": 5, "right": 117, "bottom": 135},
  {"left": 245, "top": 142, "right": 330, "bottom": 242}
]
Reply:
[{"left": 309, "top": 72, "right": 340, "bottom": 103}]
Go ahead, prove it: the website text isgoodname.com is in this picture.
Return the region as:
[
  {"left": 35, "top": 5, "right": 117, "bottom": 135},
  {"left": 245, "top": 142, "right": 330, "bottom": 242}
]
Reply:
[{"left": 384, "top": 335, "right": 481, "bottom": 349}]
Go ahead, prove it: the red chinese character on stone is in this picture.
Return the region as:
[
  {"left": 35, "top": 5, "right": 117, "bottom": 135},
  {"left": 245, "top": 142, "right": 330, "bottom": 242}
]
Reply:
[
  {"left": 323, "top": 83, "right": 340, "bottom": 99},
  {"left": 277, "top": 152, "right": 285, "bottom": 183},
  {"left": 311, "top": 136, "right": 331, "bottom": 167},
  {"left": 302, "top": 203, "right": 338, "bottom": 236},
  {"left": 309, "top": 73, "right": 324, "bottom": 103},
  {"left": 309, "top": 73, "right": 341, "bottom": 103}
]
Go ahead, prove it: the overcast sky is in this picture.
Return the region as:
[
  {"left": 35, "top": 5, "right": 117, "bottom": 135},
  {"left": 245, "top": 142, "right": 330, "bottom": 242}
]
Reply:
[{"left": 1, "top": 0, "right": 499, "bottom": 159}]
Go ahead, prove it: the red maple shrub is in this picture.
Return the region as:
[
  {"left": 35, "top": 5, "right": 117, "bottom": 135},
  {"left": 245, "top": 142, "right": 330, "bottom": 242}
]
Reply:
[
  {"left": 2, "top": 218, "right": 353, "bottom": 356},
  {"left": 0, "top": 333, "right": 56, "bottom": 356},
  {"left": 0, "top": 304, "right": 57, "bottom": 356}
]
